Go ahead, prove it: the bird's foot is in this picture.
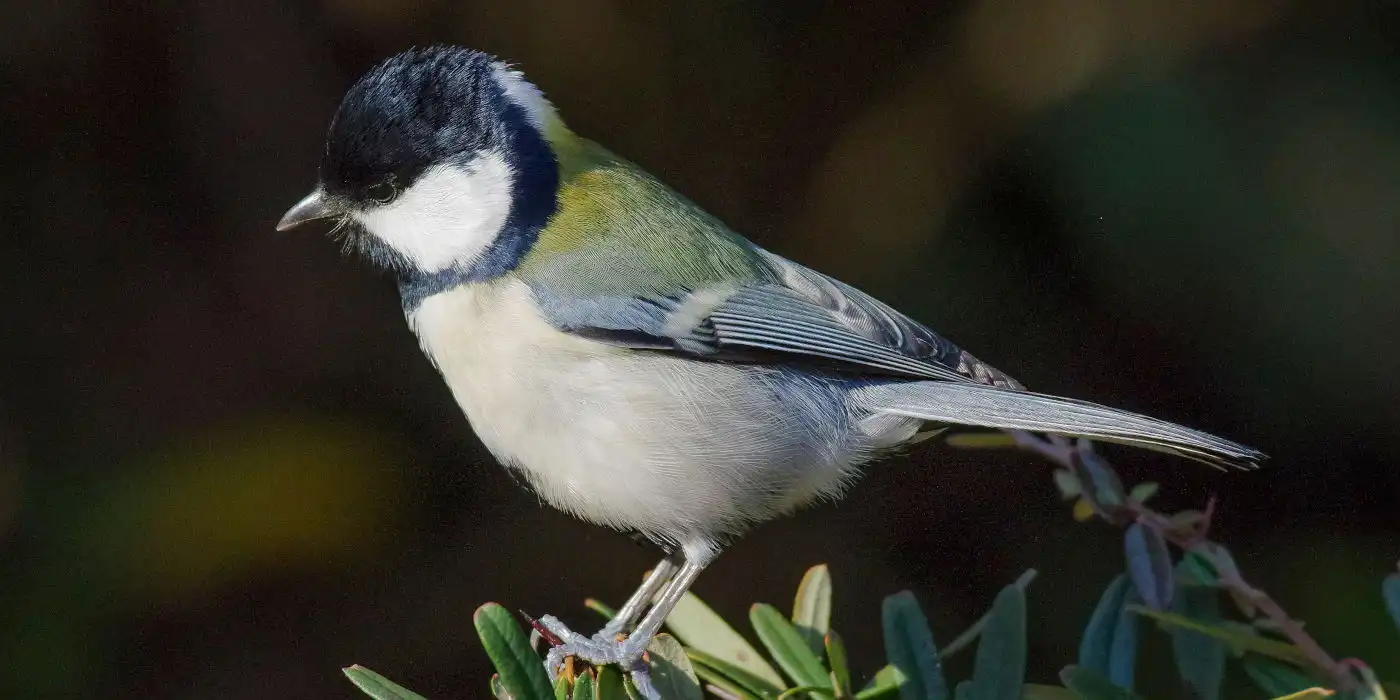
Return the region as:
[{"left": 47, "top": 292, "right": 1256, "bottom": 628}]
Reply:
[{"left": 537, "top": 615, "right": 657, "bottom": 698}]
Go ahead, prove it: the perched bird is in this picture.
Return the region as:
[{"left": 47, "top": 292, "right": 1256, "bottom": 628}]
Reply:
[{"left": 278, "top": 46, "right": 1263, "bottom": 695}]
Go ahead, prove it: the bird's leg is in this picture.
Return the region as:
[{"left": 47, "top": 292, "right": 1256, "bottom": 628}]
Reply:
[
  {"left": 593, "top": 552, "right": 682, "bottom": 642},
  {"left": 540, "top": 540, "right": 718, "bottom": 698}
]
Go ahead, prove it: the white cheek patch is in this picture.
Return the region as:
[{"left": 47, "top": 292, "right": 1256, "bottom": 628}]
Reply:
[{"left": 355, "top": 152, "right": 515, "bottom": 273}]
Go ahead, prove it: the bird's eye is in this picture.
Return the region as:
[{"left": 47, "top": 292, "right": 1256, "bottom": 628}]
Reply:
[{"left": 365, "top": 177, "right": 399, "bottom": 204}]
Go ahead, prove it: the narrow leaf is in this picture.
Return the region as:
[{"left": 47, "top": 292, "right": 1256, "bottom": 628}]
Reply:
[
  {"left": 1058, "top": 666, "right": 1146, "bottom": 700},
  {"left": 1169, "top": 572, "right": 1226, "bottom": 700},
  {"left": 1127, "top": 606, "right": 1310, "bottom": 665},
  {"left": 687, "top": 649, "right": 786, "bottom": 698},
  {"left": 967, "top": 584, "right": 1027, "bottom": 700},
  {"left": 942, "top": 570, "right": 1038, "bottom": 659},
  {"left": 827, "top": 631, "right": 852, "bottom": 698},
  {"left": 343, "top": 665, "right": 429, "bottom": 700},
  {"left": 667, "top": 592, "right": 786, "bottom": 687},
  {"left": 1022, "top": 685, "right": 1079, "bottom": 700},
  {"left": 1071, "top": 440, "right": 1126, "bottom": 511},
  {"left": 1053, "top": 470, "right": 1082, "bottom": 500},
  {"left": 1241, "top": 655, "right": 1320, "bottom": 697},
  {"left": 860, "top": 665, "right": 907, "bottom": 697},
  {"left": 1077, "top": 575, "right": 1138, "bottom": 688},
  {"left": 689, "top": 660, "right": 763, "bottom": 700},
  {"left": 573, "top": 671, "right": 596, "bottom": 700},
  {"left": 1270, "top": 690, "right": 1335, "bottom": 700},
  {"left": 1124, "top": 523, "right": 1174, "bottom": 610},
  {"left": 946, "top": 433, "right": 1019, "bottom": 449},
  {"left": 647, "top": 634, "right": 703, "bottom": 700},
  {"left": 1383, "top": 573, "right": 1400, "bottom": 634},
  {"left": 474, "top": 604, "right": 554, "bottom": 700},
  {"left": 881, "top": 591, "right": 948, "bottom": 700},
  {"left": 1355, "top": 663, "right": 1387, "bottom": 700},
  {"left": 1178, "top": 552, "right": 1220, "bottom": 588},
  {"left": 1126, "top": 483, "right": 1158, "bottom": 504},
  {"left": 585, "top": 599, "right": 618, "bottom": 621},
  {"left": 751, "top": 603, "right": 831, "bottom": 690},
  {"left": 793, "top": 565, "right": 834, "bottom": 655},
  {"left": 595, "top": 666, "right": 629, "bottom": 700},
  {"left": 555, "top": 675, "right": 571, "bottom": 700},
  {"left": 777, "top": 687, "right": 836, "bottom": 699}
]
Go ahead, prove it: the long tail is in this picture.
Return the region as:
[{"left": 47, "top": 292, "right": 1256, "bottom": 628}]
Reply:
[{"left": 851, "top": 381, "right": 1265, "bottom": 470}]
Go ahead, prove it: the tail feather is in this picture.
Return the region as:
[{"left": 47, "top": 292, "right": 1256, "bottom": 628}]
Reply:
[{"left": 851, "top": 381, "right": 1265, "bottom": 470}]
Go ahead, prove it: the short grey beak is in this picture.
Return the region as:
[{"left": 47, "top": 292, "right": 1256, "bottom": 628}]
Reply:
[{"left": 276, "top": 188, "right": 339, "bottom": 231}]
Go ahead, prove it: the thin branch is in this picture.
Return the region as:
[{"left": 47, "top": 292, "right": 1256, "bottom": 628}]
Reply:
[{"left": 1007, "top": 431, "right": 1359, "bottom": 692}]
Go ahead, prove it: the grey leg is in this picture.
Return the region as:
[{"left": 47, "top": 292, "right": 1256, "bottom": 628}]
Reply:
[
  {"left": 539, "top": 540, "right": 720, "bottom": 700},
  {"left": 609, "top": 550, "right": 712, "bottom": 663},
  {"left": 595, "top": 554, "right": 681, "bottom": 641}
]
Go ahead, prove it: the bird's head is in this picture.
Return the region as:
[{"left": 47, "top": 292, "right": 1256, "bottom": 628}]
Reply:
[{"left": 278, "top": 46, "right": 560, "bottom": 279}]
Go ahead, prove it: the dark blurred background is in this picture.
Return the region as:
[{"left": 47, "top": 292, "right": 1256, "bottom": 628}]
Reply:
[{"left": 4, "top": 1, "right": 1399, "bottom": 697}]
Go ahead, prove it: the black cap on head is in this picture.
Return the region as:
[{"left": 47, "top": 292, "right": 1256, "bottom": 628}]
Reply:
[{"left": 320, "top": 46, "right": 512, "bottom": 202}]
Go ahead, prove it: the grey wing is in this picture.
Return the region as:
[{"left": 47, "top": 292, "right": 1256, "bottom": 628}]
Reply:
[
  {"left": 755, "top": 251, "right": 1024, "bottom": 388},
  {"left": 529, "top": 250, "right": 1023, "bottom": 387}
]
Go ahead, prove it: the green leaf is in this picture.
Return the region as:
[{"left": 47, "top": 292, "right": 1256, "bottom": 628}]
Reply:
[
  {"left": 687, "top": 648, "right": 785, "bottom": 698},
  {"left": 689, "top": 659, "right": 764, "bottom": 700},
  {"left": 1058, "top": 666, "right": 1146, "bottom": 700},
  {"left": 1077, "top": 575, "right": 1138, "bottom": 689},
  {"left": 1070, "top": 440, "right": 1125, "bottom": 512},
  {"left": 555, "top": 675, "right": 571, "bottom": 700},
  {"left": 623, "top": 675, "right": 643, "bottom": 700},
  {"left": 1384, "top": 573, "right": 1400, "bottom": 635},
  {"left": 343, "top": 665, "right": 430, "bottom": 700},
  {"left": 645, "top": 634, "right": 704, "bottom": 700},
  {"left": 1355, "top": 663, "right": 1388, "bottom": 700},
  {"left": 826, "top": 631, "right": 852, "bottom": 698},
  {"left": 1270, "top": 690, "right": 1336, "bottom": 700},
  {"left": 946, "top": 433, "right": 1019, "bottom": 449},
  {"left": 585, "top": 599, "right": 618, "bottom": 622},
  {"left": 1021, "top": 685, "right": 1078, "bottom": 700},
  {"left": 752, "top": 603, "right": 832, "bottom": 691},
  {"left": 1178, "top": 552, "right": 1220, "bottom": 588},
  {"left": 966, "top": 584, "right": 1027, "bottom": 700},
  {"left": 777, "top": 687, "right": 836, "bottom": 699},
  {"left": 1053, "top": 470, "right": 1082, "bottom": 500},
  {"left": 1126, "top": 483, "right": 1158, "bottom": 504},
  {"left": 1127, "top": 606, "right": 1311, "bottom": 665},
  {"left": 573, "top": 671, "right": 596, "bottom": 700},
  {"left": 943, "top": 570, "right": 1038, "bottom": 659},
  {"left": 1241, "top": 656, "right": 1319, "bottom": 697},
  {"left": 596, "top": 666, "right": 629, "bottom": 700},
  {"left": 793, "top": 565, "right": 834, "bottom": 655},
  {"left": 474, "top": 604, "right": 554, "bottom": 700},
  {"left": 1123, "top": 523, "right": 1174, "bottom": 611},
  {"left": 1169, "top": 572, "right": 1226, "bottom": 700},
  {"left": 857, "top": 666, "right": 907, "bottom": 700},
  {"left": 881, "top": 591, "right": 948, "bottom": 700},
  {"left": 667, "top": 592, "right": 786, "bottom": 688}
]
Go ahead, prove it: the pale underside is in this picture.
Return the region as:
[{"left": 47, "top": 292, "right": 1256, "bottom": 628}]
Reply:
[{"left": 407, "top": 279, "right": 922, "bottom": 545}]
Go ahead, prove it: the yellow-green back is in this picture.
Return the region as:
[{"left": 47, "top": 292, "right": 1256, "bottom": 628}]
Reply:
[{"left": 516, "top": 129, "right": 772, "bottom": 297}]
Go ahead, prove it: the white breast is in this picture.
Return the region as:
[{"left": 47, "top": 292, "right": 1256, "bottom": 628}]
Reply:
[{"left": 405, "top": 279, "right": 873, "bottom": 542}]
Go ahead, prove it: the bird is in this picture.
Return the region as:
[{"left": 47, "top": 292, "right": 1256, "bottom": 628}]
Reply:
[{"left": 278, "top": 46, "right": 1264, "bottom": 696}]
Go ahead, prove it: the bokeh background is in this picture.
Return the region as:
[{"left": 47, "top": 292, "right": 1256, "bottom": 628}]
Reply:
[{"left": 4, "top": 1, "right": 1399, "bottom": 697}]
